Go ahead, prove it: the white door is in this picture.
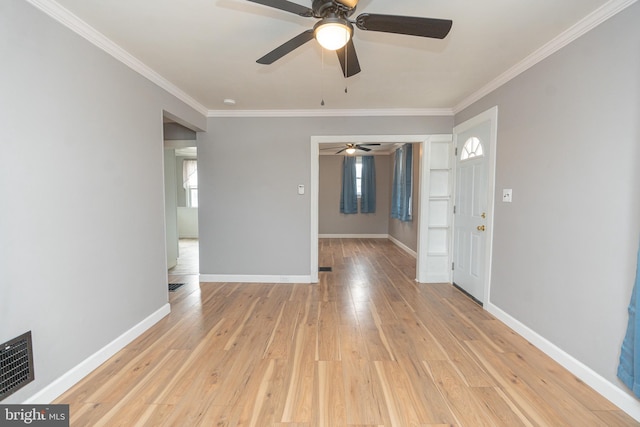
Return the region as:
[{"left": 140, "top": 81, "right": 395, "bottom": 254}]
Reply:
[{"left": 453, "top": 118, "right": 493, "bottom": 303}]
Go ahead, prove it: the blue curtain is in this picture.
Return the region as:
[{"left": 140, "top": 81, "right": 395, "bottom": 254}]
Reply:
[
  {"left": 391, "top": 144, "right": 413, "bottom": 221},
  {"left": 618, "top": 240, "right": 640, "bottom": 396},
  {"left": 360, "top": 156, "right": 376, "bottom": 213},
  {"left": 340, "top": 156, "right": 358, "bottom": 214}
]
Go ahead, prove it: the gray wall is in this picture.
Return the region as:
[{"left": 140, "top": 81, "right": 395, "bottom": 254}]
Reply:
[
  {"left": 0, "top": 0, "right": 205, "bottom": 402},
  {"left": 164, "top": 122, "right": 197, "bottom": 140},
  {"left": 319, "top": 155, "right": 391, "bottom": 235},
  {"left": 198, "top": 116, "right": 452, "bottom": 276},
  {"left": 388, "top": 143, "right": 421, "bottom": 251},
  {"left": 455, "top": 2, "right": 640, "bottom": 394}
]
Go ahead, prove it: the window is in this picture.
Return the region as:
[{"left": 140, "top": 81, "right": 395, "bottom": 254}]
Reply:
[
  {"left": 182, "top": 159, "right": 198, "bottom": 208},
  {"left": 355, "top": 156, "right": 363, "bottom": 197},
  {"left": 460, "top": 137, "right": 484, "bottom": 161}
]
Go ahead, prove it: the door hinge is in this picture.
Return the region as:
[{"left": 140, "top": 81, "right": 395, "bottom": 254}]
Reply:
[
  {"left": 451, "top": 262, "right": 455, "bottom": 271},
  {"left": 455, "top": 147, "right": 458, "bottom": 156},
  {"left": 453, "top": 205, "right": 456, "bottom": 214}
]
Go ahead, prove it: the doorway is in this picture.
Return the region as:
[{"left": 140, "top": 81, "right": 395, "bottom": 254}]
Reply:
[
  {"left": 163, "top": 117, "right": 200, "bottom": 285},
  {"left": 310, "top": 134, "right": 453, "bottom": 284},
  {"left": 452, "top": 106, "right": 498, "bottom": 304}
]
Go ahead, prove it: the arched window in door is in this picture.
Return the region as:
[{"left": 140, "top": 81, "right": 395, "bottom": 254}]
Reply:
[{"left": 461, "top": 136, "right": 484, "bottom": 161}]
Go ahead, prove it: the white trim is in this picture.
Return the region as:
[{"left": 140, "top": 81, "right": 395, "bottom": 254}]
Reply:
[
  {"left": 199, "top": 274, "right": 311, "bottom": 284},
  {"left": 453, "top": 0, "right": 638, "bottom": 113},
  {"left": 486, "top": 302, "right": 640, "bottom": 422},
  {"left": 425, "top": 273, "right": 451, "bottom": 283},
  {"left": 452, "top": 106, "right": 498, "bottom": 304},
  {"left": 24, "top": 0, "right": 208, "bottom": 116},
  {"left": 319, "top": 234, "right": 389, "bottom": 239},
  {"left": 23, "top": 303, "right": 171, "bottom": 404},
  {"left": 388, "top": 235, "right": 417, "bottom": 258},
  {"left": 208, "top": 108, "right": 454, "bottom": 118},
  {"left": 310, "top": 142, "right": 320, "bottom": 283}
]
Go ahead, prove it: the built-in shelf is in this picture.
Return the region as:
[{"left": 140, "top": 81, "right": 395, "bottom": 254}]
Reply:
[{"left": 423, "top": 136, "right": 453, "bottom": 284}]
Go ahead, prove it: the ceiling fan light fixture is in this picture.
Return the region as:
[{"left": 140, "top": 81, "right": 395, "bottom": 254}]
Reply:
[
  {"left": 345, "top": 147, "right": 356, "bottom": 155},
  {"left": 314, "top": 17, "right": 352, "bottom": 51}
]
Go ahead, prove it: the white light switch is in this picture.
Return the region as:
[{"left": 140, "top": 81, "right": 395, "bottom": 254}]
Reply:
[
  {"left": 298, "top": 184, "right": 305, "bottom": 195},
  {"left": 502, "top": 188, "right": 513, "bottom": 203}
]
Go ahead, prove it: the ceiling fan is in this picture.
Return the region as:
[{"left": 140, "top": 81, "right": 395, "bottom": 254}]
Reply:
[
  {"left": 321, "top": 143, "right": 381, "bottom": 154},
  {"left": 247, "top": 0, "right": 453, "bottom": 77}
]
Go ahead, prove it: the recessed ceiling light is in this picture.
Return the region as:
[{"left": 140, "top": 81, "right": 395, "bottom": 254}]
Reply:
[{"left": 223, "top": 98, "right": 236, "bottom": 106}]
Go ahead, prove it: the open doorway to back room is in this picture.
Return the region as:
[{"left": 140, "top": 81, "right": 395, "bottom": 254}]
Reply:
[
  {"left": 311, "top": 134, "right": 453, "bottom": 284},
  {"left": 163, "top": 118, "right": 200, "bottom": 288},
  {"left": 171, "top": 148, "right": 199, "bottom": 276}
]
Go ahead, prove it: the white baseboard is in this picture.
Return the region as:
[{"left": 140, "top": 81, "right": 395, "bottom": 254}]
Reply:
[
  {"left": 424, "top": 273, "right": 451, "bottom": 283},
  {"left": 486, "top": 302, "right": 640, "bottom": 422},
  {"left": 23, "top": 303, "right": 171, "bottom": 404},
  {"left": 319, "top": 234, "right": 389, "bottom": 239},
  {"left": 199, "top": 274, "right": 311, "bottom": 284},
  {"left": 388, "top": 235, "right": 417, "bottom": 258}
]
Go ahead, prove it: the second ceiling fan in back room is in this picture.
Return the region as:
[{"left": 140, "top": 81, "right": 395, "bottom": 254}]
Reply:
[
  {"left": 247, "top": 0, "right": 453, "bottom": 77},
  {"left": 320, "top": 143, "right": 381, "bottom": 154}
]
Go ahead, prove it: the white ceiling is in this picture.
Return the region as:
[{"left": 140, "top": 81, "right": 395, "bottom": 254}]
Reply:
[{"left": 47, "top": 0, "right": 618, "bottom": 114}]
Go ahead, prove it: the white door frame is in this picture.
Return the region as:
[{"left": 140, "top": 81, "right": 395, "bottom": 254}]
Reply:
[
  {"left": 452, "top": 106, "right": 498, "bottom": 304},
  {"left": 310, "top": 134, "right": 433, "bottom": 283}
]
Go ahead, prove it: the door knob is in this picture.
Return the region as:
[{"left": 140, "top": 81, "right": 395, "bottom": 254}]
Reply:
[{"left": 477, "top": 225, "right": 486, "bottom": 231}]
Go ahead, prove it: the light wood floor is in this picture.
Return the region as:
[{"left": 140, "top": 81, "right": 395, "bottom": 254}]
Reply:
[
  {"left": 56, "top": 238, "right": 638, "bottom": 426},
  {"left": 168, "top": 238, "right": 199, "bottom": 276}
]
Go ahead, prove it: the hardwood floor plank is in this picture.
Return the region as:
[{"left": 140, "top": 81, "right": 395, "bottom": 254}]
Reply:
[
  {"left": 281, "top": 323, "right": 316, "bottom": 423},
  {"left": 263, "top": 302, "right": 298, "bottom": 360},
  {"left": 52, "top": 238, "right": 638, "bottom": 426},
  {"left": 424, "top": 359, "right": 496, "bottom": 427},
  {"left": 594, "top": 409, "right": 640, "bottom": 426},
  {"left": 339, "top": 323, "right": 369, "bottom": 361},
  {"left": 374, "top": 360, "right": 432, "bottom": 426},
  {"left": 316, "top": 301, "right": 342, "bottom": 361},
  {"left": 498, "top": 351, "right": 610, "bottom": 426},
  {"left": 92, "top": 349, "right": 188, "bottom": 426},
  {"left": 396, "top": 356, "right": 459, "bottom": 425},
  {"left": 464, "top": 339, "right": 574, "bottom": 426},
  {"left": 471, "top": 386, "right": 533, "bottom": 427},
  {"left": 316, "top": 361, "right": 347, "bottom": 426},
  {"left": 343, "top": 358, "right": 389, "bottom": 425}
]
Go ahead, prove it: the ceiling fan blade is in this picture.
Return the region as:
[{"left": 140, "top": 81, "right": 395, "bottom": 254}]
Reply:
[
  {"left": 357, "top": 146, "right": 372, "bottom": 152},
  {"left": 359, "top": 143, "right": 381, "bottom": 147},
  {"left": 257, "top": 29, "right": 315, "bottom": 64},
  {"left": 335, "top": 148, "right": 347, "bottom": 154},
  {"left": 246, "top": 0, "right": 313, "bottom": 17},
  {"left": 355, "top": 14, "right": 453, "bottom": 39},
  {"left": 336, "top": 38, "right": 361, "bottom": 77}
]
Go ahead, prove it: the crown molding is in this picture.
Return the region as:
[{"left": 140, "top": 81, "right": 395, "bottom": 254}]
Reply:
[
  {"left": 453, "top": 0, "right": 638, "bottom": 114},
  {"left": 24, "top": 0, "right": 636, "bottom": 119},
  {"left": 25, "top": 0, "right": 209, "bottom": 117},
  {"left": 207, "top": 108, "right": 454, "bottom": 118}
]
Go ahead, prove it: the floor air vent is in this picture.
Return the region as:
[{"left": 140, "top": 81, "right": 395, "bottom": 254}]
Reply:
[
  {"left": 0, "top": 331, "right": 34, "bottom": 400},
  {"left": 169, "top": 283, "right": 185, "bottom": 292},
  {"left": 319, "top": 266, "right": 332, "bottom": 272}
]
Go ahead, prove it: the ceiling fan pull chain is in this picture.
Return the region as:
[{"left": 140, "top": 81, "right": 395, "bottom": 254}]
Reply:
[
  {"left": 344, "top": 40, "right": 348, "bottom": 93},
  {"left": 320, "top": 53, "right": 325, "bottom": 105}
]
